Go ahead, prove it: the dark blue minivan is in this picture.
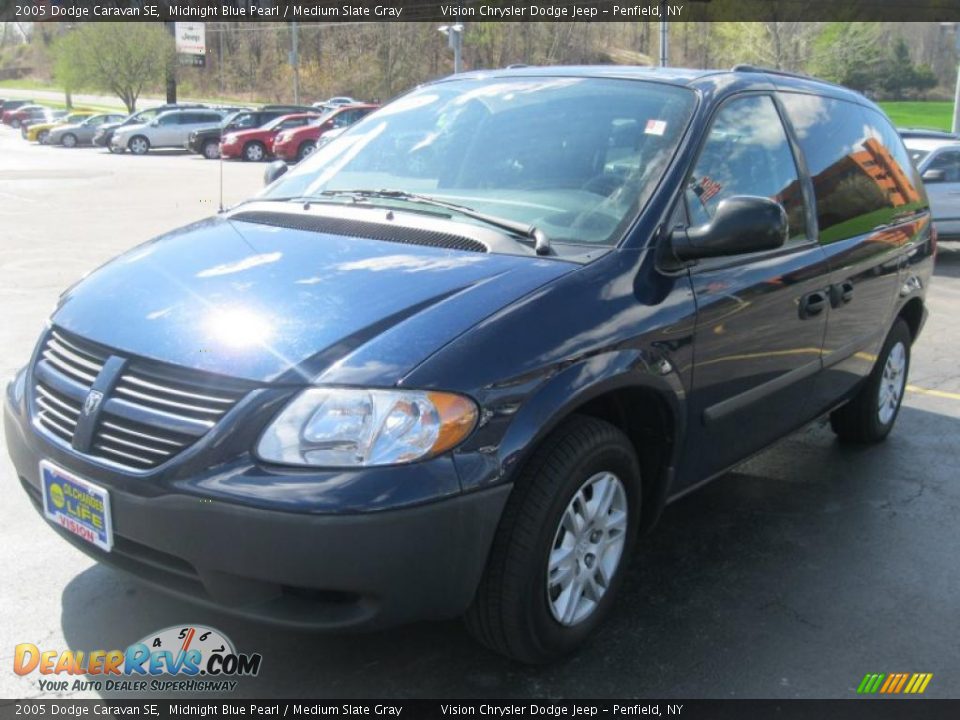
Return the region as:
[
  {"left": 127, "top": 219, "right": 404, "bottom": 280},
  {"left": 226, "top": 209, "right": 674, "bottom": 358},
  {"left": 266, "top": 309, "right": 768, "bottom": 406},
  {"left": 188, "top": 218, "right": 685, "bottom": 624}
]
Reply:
[{"left": 5, "top": 66, "right": 933, "bottom": 662}]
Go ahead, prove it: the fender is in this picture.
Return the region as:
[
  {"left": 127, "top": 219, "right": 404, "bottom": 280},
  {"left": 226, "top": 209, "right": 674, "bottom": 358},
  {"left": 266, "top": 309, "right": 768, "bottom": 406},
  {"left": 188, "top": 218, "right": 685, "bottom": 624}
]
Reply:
[{"left": 455, "top": 348, "right": 689, "bottom": 531}]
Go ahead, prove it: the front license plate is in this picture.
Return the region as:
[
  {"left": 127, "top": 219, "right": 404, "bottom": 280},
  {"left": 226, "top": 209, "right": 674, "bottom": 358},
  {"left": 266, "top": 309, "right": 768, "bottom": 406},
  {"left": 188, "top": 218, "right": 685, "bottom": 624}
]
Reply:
[{"left": 40, "top": 460, "right": 113, "bottom": 552}]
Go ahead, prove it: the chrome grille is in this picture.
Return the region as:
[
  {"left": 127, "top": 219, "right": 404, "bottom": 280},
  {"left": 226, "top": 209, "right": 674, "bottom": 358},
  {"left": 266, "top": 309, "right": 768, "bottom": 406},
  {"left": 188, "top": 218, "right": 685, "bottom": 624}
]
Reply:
[{"left": 32, "top": 328, "right": 253, "bottom": 472}]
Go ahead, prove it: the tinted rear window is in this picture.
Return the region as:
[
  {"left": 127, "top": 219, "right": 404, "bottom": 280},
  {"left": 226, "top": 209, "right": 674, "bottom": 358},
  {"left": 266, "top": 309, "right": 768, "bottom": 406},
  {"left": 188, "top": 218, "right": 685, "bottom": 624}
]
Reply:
[{"left": 779, "top": 93, "right": 924, "bottom": 244}]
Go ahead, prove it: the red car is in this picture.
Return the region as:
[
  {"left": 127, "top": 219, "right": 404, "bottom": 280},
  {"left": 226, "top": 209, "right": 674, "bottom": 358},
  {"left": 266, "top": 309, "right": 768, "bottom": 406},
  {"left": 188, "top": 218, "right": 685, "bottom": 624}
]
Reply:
[
  {"left": 272, "top": 104, "right": 378, "bottom": 162},
  {"left": 220, "top": 112, "right": 321, "bottom": 161},
  {"left": 3, "top": 104, "right": 46, "bottom": 128}
]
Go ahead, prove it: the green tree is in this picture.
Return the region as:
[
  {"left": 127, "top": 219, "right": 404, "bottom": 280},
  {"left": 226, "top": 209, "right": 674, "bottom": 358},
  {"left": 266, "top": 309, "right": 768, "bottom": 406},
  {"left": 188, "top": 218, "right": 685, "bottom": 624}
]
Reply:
[
  {"left": 810, "top": 23, "right": 884, "bottom": 92},
  {"left": 51, "top": 23, "right": 174, "bottom": 112}
]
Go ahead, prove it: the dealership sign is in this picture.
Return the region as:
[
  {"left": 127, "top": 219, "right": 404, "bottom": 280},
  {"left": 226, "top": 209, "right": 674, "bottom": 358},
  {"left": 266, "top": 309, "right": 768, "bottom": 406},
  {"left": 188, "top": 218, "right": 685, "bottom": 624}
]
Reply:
[{"left": 175, "top": 22, "right": 206, "bottom": 67}]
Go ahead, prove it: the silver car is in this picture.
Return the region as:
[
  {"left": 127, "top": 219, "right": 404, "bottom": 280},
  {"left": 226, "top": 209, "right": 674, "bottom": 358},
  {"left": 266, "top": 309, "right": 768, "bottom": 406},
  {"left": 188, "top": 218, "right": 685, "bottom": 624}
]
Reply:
[
  {"left": 905, "top": 137, "right": 960, "bottom": 240},
  {"left": 46, "top": 113, "right": 126, "bottom": 147},
  {"left": 111, "top": 108, "right": 225, "bottom": 155}
]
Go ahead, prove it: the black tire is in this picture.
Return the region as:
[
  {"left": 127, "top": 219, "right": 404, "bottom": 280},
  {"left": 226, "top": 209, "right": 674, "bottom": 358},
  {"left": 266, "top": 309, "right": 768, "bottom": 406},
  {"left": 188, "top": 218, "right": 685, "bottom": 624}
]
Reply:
[
  {"left": 243, "top": 141, "right": 266, "bottom": 162},
  {"left": 202, "top": 140, "right": 220, "bottom": 160},
  {"left": 465, "top": 415, "right": 641, "bottom": 663},
  {"left": 128, "top": 135, "right": 150, "bottom": 155},
  {"left": 297, "top": 140, "right": 316, "bottom": 162},
  {"left": 61, "top": 133, "right": 77, "bottom": 148},
  {"left": 830, "top": 319, "right": 912, "bottom": 444}
]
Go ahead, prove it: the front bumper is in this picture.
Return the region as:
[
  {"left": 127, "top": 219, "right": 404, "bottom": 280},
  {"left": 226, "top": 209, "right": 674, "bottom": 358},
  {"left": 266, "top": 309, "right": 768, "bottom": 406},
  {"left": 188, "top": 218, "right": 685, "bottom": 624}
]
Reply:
[
  {"left": 5, "top": 383, "right": 510, "bottom": 630},
  {"left": 220, "top": 142, "right": 241, "bottom": 159},
  {"left": 273, "top": 139, "right": 299, "bottom": 161}
]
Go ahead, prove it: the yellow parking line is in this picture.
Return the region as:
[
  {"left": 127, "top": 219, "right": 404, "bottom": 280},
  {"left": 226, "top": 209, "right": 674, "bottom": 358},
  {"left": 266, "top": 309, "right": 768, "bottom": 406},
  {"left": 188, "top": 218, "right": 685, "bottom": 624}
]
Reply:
[{"left": 906, "top": 384, "right": 960, "bottom": 401}]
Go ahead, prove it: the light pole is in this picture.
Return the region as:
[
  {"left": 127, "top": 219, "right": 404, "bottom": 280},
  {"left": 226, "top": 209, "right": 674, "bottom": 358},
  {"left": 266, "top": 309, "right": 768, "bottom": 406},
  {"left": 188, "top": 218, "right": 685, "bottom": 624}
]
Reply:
[
  {"left": 290, "top": 21, "right": 300, "bottom": 105},
  {"left": 659, "top": 1, "right": 668, "bottom": 67},
  {"left": 438, "top": 24, "right": 464, "bottom": 74}
]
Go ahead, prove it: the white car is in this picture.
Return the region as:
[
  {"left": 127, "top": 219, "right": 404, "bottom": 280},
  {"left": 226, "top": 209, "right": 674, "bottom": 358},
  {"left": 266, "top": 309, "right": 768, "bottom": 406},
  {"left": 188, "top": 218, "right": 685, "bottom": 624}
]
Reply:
[
  {"left": 905, "top": 137, "right": 960, "bottom": 240},
  {"left": 111, "top": 108, "right": 225, "bottom": 155},
  {"left": 311, "top": 96, "right": 357, "bottom": 110}
]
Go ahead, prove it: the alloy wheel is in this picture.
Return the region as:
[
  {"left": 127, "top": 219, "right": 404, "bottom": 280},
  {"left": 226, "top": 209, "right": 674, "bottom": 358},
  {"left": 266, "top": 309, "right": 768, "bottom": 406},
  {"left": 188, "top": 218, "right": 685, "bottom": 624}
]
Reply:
[
  {"left": 878, "top": 341, "right": 907, "bottom": 425},
  {"left": 547, "top": 471, "right": 628, "bottom": 627}
]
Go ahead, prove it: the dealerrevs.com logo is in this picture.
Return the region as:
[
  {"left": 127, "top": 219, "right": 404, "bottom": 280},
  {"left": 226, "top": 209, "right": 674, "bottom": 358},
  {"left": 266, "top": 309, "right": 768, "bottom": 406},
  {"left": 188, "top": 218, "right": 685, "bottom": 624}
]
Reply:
[{"left": 14, "top": 625, "right": 262, "bottom": 693}]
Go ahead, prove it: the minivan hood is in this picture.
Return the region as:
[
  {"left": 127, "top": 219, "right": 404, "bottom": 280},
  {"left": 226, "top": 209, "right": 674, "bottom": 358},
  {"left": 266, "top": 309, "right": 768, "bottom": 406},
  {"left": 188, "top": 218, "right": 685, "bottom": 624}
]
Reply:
[{"left": 51, "top": 211, "right": 576, "bottom": 384}]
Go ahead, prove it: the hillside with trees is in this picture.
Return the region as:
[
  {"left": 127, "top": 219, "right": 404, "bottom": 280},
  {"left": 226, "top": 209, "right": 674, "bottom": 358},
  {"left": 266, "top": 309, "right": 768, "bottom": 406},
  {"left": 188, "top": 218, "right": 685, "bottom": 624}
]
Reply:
[{"left": 0, "top": 20, "right": 955, "bottom": 108}]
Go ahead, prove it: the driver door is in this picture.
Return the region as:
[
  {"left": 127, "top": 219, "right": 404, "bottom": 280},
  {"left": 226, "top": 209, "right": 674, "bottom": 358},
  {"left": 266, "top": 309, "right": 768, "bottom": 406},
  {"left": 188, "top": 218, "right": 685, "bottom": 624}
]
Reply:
[{"left": 680, "top": 94, "right": 830, "bottom": 486}]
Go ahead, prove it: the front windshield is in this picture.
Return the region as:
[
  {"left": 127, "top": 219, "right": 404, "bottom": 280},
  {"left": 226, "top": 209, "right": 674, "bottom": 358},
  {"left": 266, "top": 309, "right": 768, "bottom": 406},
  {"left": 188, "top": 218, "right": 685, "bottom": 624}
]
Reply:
[
  {"left": 264, "top": 77, "right": 695, "bottom": 249},
  {"left": 264, "top": 114, "right": 300, "bottom": 131},
  {"left": 308, "top": 110, "right": 336, "bottom": 126}
]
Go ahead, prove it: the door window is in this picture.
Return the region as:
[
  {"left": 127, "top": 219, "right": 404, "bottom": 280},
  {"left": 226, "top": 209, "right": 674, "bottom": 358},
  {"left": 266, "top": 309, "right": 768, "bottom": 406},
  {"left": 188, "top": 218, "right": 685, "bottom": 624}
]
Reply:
[
  {"left": 686, "top": 95, "right": 808, "bottom": 242},
  {"left": 926, "top": 150, "right": 960, "bottom": 182},
  {"left": 779, "top": 94, "right": 923, "bottom": 244}
]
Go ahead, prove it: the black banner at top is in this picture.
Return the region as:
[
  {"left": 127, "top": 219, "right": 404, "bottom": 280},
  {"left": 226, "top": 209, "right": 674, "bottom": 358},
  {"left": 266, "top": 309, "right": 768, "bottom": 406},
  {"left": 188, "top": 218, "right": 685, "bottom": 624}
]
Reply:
[{"left": 4, "top": 0, "right": 960, "bottom": 23}]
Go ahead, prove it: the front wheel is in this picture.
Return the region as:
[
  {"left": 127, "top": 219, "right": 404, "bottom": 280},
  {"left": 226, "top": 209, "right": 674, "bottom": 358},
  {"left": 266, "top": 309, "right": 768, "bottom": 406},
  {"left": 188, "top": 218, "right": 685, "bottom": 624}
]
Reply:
[
  {"left": 202, "top": 140, "right": 220, "bottom": 160},
  {"left": 465, "top": 415, "right": 641, "bottom": 663},
  {"left": 61, "top": 133, "right": 77, "bottom": 148},
  {"left": 128, "top": 136, "right": 150, "bottom": 155},
  {"left": 243, "top": 141, "right": 266, "bottom": 162},
  {"left": 37, "top": 130, "right": 49, "bottom": 144},
  {"left": 830, "top": 319, "right": 912, "bottom": 443},
  {"left": 11, "top": 119, "right": 21, "bottom": 129}
]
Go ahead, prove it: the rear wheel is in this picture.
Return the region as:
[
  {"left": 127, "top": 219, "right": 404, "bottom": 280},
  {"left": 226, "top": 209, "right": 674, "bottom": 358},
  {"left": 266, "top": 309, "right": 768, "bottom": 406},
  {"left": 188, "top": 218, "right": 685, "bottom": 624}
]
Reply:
[
  {"left": 128, "top": 136, "right": 150, "bottom": 155},
  {"left": 202, "top": 139, "right": 220, "bottom": 160},
  {"left": 465, "top": 415, "right": 641, "bottom": 663},
  {"left": 830, "top": 319, "right": 911, "bottom": 444},
  {"left": 297, "top": 141, "right": 316, "bottom": 162},
  {"left": 61, "top": 133, "right": 77, "bottom": 148}
]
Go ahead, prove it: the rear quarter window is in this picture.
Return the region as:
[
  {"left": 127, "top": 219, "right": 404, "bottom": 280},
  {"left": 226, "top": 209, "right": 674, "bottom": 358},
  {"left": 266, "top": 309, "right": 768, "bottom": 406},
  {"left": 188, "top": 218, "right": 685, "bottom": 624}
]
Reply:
[{"left": 779, "top": 93, "right": 925, "bottom": 244}]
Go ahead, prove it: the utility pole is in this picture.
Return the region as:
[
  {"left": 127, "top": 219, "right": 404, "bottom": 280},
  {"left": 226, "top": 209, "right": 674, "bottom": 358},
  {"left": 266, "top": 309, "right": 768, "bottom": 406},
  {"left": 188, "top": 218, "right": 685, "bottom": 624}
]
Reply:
[
  {"left": 659, "top": 1, "right": 669, "bottom": 67},
  {"left": 438, "top": 24, "right": 464, "bottom": 74},
  {"left": 165, "top": 21, "right": 177, "bottom": 104},
  {"left": 290, "top": 22, "right": 300, "bottom": 105}
]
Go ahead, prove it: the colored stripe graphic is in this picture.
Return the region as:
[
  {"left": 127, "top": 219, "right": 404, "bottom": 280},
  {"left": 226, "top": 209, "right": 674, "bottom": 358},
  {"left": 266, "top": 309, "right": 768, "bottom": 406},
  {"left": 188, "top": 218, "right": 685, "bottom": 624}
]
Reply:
[{"left": 857, "top": 673, "right": 932, "bottom": 694}]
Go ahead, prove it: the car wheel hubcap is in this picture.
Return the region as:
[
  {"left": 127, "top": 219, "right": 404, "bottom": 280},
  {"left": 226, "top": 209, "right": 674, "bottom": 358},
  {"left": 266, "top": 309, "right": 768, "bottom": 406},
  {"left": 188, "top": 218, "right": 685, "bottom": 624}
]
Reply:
[
  {"left": 547, "top": 471, "right": 628, "bottom": 627},
  {"left": 248, "top": 145, "right": 263, "bottom": 161},
  {"left": 878, "top": 341, "right": 907, "bottom": 426},
  {"left": 205, "top": 144, "right": 219, "bottom": 159},
  {"left": 132, "top": 139, "right": 146, "bottom": 153}
]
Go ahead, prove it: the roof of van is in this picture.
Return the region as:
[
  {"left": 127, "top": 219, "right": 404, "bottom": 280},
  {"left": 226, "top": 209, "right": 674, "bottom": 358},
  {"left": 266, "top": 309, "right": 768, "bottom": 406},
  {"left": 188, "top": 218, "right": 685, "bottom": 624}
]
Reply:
[{"left": 450, "top": 64, "right": 873, "bottom": 110}]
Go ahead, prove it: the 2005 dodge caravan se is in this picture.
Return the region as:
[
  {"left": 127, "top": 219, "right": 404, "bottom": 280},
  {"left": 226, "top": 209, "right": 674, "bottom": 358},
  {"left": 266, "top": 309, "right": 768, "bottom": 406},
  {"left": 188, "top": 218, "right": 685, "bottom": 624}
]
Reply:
[{"left": 5, "top": 66, "right": 933, "bottom": 663}]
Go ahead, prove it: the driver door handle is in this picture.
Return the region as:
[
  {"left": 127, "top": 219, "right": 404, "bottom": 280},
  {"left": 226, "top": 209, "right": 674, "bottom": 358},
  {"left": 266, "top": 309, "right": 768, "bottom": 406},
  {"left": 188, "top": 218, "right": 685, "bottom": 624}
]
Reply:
[{"left": 799, "top": 290, "right": 828, "bottom": 319}]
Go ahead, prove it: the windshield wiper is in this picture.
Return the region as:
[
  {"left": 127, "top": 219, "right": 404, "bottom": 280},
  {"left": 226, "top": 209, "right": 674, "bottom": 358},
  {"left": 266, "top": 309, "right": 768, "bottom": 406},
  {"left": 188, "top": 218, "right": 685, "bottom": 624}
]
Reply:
[{"left": 316, "top": 189, "right": 552, "bottom": 255}]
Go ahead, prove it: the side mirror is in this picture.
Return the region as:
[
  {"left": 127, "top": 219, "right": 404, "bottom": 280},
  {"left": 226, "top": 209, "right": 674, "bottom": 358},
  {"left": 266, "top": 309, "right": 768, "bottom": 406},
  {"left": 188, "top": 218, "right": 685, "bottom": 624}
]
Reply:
[
  {"left": 263, "top": 160, "right": 288, "bottom": 186},
  {"left": 922, "top": 168, "right": 946, "bottom": 183},
  {"left": 671, "top": 196, "right": 788, "bottom": 261}
]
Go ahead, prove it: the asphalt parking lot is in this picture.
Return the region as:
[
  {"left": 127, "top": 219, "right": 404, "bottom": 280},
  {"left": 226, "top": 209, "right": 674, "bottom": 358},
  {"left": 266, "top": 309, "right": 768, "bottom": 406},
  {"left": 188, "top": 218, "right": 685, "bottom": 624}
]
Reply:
[{"left": 1, "top": 126, "right": 959, "bottom": 700}]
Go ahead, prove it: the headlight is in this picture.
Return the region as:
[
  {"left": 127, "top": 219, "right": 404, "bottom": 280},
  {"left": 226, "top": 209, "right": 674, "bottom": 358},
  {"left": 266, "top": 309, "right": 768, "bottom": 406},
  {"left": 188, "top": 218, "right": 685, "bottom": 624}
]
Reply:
[{"left": 256, "top": 388, "right": 478, "bottom": 467}]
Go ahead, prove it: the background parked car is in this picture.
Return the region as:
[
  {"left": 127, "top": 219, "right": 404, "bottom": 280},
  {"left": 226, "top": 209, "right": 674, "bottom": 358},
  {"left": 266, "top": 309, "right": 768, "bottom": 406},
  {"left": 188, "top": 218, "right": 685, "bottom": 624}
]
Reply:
[
  {"left": 312, "top": 96, "right": 358, "bottom": 111},
  {"left": 19, "top": 109, "right": 67, "bottom": 139},
  {"left": 112, "top": 108, "right": 226, "bottom": 155},
  {"left": 273, "top": 104, "right": 378, "bottom": 162},
  {"left": 186, "top": 105, "right": 314, "bottom": 159},
  {"left": 94, "top": 103, "right": 208, "bottom": 153},
  {"left": 220, "top": 112, "right": 321, "bottom": 161},
  {"left": 46, "top": 113, "right": 126, "bottom": 147},
  {"left": 898, "top": 127, "right": 960, "bottom": 141},
  {"left": 25, "top": 111, "right": 93, "bottom": 144},
  {"left": 905, "top": 137, "right": 960, "bottom": 240},
  {"left": 0, "top": 99, "right": 35, "bottom": 124},
  {"left": 3, "top": 104, "right": 47, "bottom": 128}
]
